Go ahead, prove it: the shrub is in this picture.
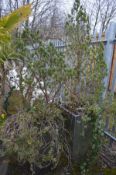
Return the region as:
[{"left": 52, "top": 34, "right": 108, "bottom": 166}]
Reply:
[{"left": 0, "top": 100, "right": 69, "bottom": 170}]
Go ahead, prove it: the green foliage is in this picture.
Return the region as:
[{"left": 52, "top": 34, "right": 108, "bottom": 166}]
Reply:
[
  {"left": 0, "top": 101, "right": 68, "bottom": 169},
  {"left": 5, "top": 90, "right": 29, "bottom": 115},
  {"left": 0, "top": 30, "right": 72, "bottom": 170},
  {"left": 65, "top": 0, "right": 107, "bottom": 103},
  {"left": 0, "top": 1, "right": 109, "bottom": 173},
  {"left": 0, "top": 4, "right": 31, "bottom": 65},
  {"left": 0, "top": 113, "right": 7, "bottom": 126},
  {"left": 0, "top": 4, "right": 31, "bottom": 117},
  {"left": 65, "top": 0, "right": 107, "bottom": 174},
  {"left": 12, "top": 33, "right": 74, "bottom": 104},
  {"left": 0, "top": 42, "right": 18, "bottom": 64},
  {"left": 102, "top": 97, "right": 116, "bottom": 137},
  {"left": 0, "top": 4, "right": 31, "bottom": 43},
  {"left": 80, "top": 104, "right": 104, "bottom": 174}
]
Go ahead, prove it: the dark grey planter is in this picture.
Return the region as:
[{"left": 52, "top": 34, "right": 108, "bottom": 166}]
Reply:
[
  {"left": 61, "top": 105, "right": 92, "bottom": 163},
  {"left": 0, "top": 158, "right": 9, "bottom": 175}
]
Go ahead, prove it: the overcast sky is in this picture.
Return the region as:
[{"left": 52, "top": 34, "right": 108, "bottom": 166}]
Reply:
[
  {"left": 63, "top": 0, "right": 74, "bottom": 12},
  {"left": 2, "top": 0, "right": 74, "bottom": 15}
]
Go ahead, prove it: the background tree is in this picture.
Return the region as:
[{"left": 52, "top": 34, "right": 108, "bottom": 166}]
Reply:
[
  {"left": 2, "top": 1, "right": 63, "bottom": 26},
  {"left": 65, "top": 0, "right": 106, "bottom": 103},
  {"left": 82, "top": 0, "right": 116, "bottom": 33}
]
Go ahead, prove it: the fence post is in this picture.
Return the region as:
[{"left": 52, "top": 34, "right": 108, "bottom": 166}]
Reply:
[{"left": 103, "top": 22, "right": 116, "bottom": 98}]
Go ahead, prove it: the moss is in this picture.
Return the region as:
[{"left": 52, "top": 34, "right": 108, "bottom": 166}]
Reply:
[
  {"left": 88, "top": 167, "right": 116, "bottom": 175},
  {"left": 6, "top": 90, "right": 29, "bottom": 115},
  {"left": 71, "top": 163, "right": 116, "bottom": 175},
  {"left": 103, "top": 168, "right": 116, "bottom": 175}
]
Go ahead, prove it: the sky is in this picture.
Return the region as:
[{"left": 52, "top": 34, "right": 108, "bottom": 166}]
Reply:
[
  {"left": 2, "top": 0, "right": 74, "bottom": 13},
  {"left": 63, "top": 0, "right": 74, "bottom": 13},
  {"left": 2, "top": 0, "right": 74, "bottom": 18}
]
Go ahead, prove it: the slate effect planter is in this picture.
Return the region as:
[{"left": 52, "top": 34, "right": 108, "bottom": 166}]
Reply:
[
  {"left": 0, "top": 157, "right": 9, "bottom": 175},
  {"left": 60, "top": 105, "right": 93, "bottom": 163}
]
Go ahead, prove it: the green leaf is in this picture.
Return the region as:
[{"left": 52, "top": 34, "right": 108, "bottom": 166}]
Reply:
[{"left": 0, "top": 4, "right": 31, "bottom": 43}]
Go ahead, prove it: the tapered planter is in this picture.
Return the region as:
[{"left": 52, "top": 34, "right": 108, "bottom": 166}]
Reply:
[
  {"left": 61, "top": 105, "right": 93, "bottom": 163},
  {"left": 0, "top": 157, "right": 9, "bottom": 175}
]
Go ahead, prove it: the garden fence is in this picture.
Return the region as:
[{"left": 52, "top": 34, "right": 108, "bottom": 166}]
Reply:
[{"left": 93, "top": 23, "right": 116, "bottom": 147}]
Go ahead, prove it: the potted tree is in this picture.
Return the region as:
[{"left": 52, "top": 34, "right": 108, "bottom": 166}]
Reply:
[
  {"left": 0, "top": 29, "right": 74, "bottom": 174},
  {"left": 60, "top": 0, "right": 107, "bottom": 173}
]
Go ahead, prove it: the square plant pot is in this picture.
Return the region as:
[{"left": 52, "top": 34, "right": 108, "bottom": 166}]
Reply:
[
  {"left": 61, "top": 105, "right": 93, "bottom": 163},
  {"left": 0, "top": 157, "right": 9, "bottom": 175}
]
